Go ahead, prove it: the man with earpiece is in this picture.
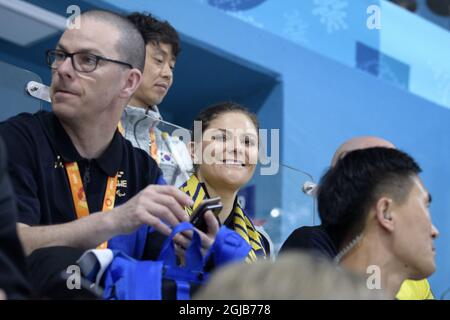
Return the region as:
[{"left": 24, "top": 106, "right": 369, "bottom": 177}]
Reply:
[
  {"left": 317, "top": 147, "right": 438, "bottom": 299},
  {"left": 280, "top": 136, "right": 436, "bottom": 299}
]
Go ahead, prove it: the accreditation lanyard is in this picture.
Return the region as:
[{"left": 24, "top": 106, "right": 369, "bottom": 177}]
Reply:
[
  {"left": 149, "top": 128, "right": 159, "bottom": 164},
  {"left": 117, "top": 121, "right": 159, "bottom": 164},
  {"left": 65, "top": 162, "right": 118, "bottom": 249}
]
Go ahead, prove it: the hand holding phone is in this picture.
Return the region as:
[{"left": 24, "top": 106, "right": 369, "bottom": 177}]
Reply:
[{"left": 190, "top": 197, "right": 222, "bottom": 233}]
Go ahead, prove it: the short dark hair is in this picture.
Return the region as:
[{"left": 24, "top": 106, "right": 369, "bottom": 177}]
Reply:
[
  {"left": 82, "top": 10, "right": 146, "bottom": 72},
  {"left": 317, "top": 147, "right": 422, "bottom": 249},
  {"left": 127, "top": 12, "right": 181, "bottom": 57}
]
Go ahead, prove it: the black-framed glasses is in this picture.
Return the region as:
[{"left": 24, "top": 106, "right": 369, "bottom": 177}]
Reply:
[{"left": 46, "top": 49, "right": 133, "bottom": 73}]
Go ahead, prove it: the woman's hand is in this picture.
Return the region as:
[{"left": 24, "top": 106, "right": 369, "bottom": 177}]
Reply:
[
  {"left": 174, "top": 210, "right": 220, "bottom": 262},
  {"left": 197, "top": 210, "right": 220, "bottom": 255}
]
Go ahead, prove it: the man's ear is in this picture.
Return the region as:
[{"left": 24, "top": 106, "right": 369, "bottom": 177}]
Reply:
[
  {"left": 119, "top": 68, "right": 142, "bottom": 99},
  {"left": 374, "top": 197, "right": 395, "bottom": 232}
]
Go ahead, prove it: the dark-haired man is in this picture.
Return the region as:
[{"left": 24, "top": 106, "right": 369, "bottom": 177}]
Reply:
[
  {"left": 281, "top": 137, "right": 394, "bottom": 258},
  {"left": 317, "top": 147, "right": 439, "bottom": 299},
  {"left": 0, "top": 10, "right": 218, "bottom": 297},
  {"left": 280, "top": 136, "right": 435, "bottom": 299},
  {"left": 122, "top": 12, "right": 192, "bottom": 187}
]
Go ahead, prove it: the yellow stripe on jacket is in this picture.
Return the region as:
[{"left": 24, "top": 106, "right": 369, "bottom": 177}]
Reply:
[{"left": 180, "top": 175, "right": 266, "bottom": 262}]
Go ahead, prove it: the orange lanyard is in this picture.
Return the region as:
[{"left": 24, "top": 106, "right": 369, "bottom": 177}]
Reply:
[
  {"left": 118, "top": 121, "right": 159, "bottom": 164},
  {"left": 65, "top": 162, "right": 118, "bottom": 249},
  {"left": 149, "top": 128, "right": 159, "bottom": 164},
  {"left": 117, "top": 121, "right": 125, "bottom": 135}
]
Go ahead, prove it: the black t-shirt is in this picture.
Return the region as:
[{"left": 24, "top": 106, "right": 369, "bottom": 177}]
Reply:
[
  {"left": 279, "top": 225, "right": 338, "bottom": 259},
  {"left": 0, "top": 136, "right": 32, "bottom": 299},
  {"left": 0, "top": 111, "right": 163, "bottom": 259}
]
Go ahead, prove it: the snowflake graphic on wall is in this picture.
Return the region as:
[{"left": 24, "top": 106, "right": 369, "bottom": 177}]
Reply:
[
  {"left": 312, "top": 0, "right": 348, "bottom": 34},
  {"left": 428, "top": 61, "right": 450, "bottom": 108},
  {"left": 226, "top": 11, "right": 264, "bottom": 29},
  {"left": 283, "top": 10, "right": 309, "bottom": 45}
]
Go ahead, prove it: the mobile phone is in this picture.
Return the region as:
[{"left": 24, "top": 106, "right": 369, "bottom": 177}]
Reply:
[{"left": 190, "top": 197, "right": 223, "bottom": 232}]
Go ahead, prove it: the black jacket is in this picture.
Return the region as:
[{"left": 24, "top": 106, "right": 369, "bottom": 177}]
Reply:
[
  {"left": 280, "top": 225, "right": 338, "bottom": 259},
  {"left": 0, "top": 135, "right": 31, "bottom": 299}
]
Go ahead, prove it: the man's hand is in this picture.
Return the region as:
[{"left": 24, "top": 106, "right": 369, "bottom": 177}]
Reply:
[
  {"left": 109, "top": 185, "right": 193, "bottom": 236},
  {"left": 16, "top": 184, "right": 195, "bottom": 255}
]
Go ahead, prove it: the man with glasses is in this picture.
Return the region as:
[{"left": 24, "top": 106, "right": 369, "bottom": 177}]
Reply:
[
  {"left": 0, "top": 9, "right": 218, "bottom": 298},
  {"left": 46, "top": 49, "right": 134, "bottom": 72}
]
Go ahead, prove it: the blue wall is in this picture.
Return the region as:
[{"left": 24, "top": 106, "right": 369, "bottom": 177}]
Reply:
[{"left": 190, "top": 0, "right": 450, "bottom": 110}]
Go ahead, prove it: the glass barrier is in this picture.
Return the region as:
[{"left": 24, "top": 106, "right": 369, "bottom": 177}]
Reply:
[
  {"left": 18, "top": 81, "right": 194, "bottom": 187},
  {"left": 118, "top": 111, "right": 319, "bottom": 255},
  {"left": 151, "top": 117, "right": 194, "bottom": 187},
  {"left": 137, "top": 117, "right": 319, "bottom": 252},
  {"left": 19, "top": 80, "right": 318, "bottom": 256},
  {"left": 0, "top": 60, "right": 43, "bottom": 121},
  {"left": 120, "top": 109, "right": 194, "bottom": 188},
  {"left": 242, "top": 163, "right": 317, "bottom": 255}
]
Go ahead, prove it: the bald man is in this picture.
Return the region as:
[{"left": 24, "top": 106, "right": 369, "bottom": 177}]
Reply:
[
  {"left": 280, "top": 136, "right": 434, "bottom": 300},
  {"left": 330, "top": 136, "right": 395, "bottom": 166}
]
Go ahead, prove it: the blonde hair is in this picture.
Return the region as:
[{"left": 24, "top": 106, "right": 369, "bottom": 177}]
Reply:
[{"left": 194, "top": 251, "right": 385, "bottom": 300}]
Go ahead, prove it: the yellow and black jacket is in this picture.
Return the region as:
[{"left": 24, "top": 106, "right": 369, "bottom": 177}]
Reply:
[{"left": 180, "top": 175, "right": 268, "bottom": 263}]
